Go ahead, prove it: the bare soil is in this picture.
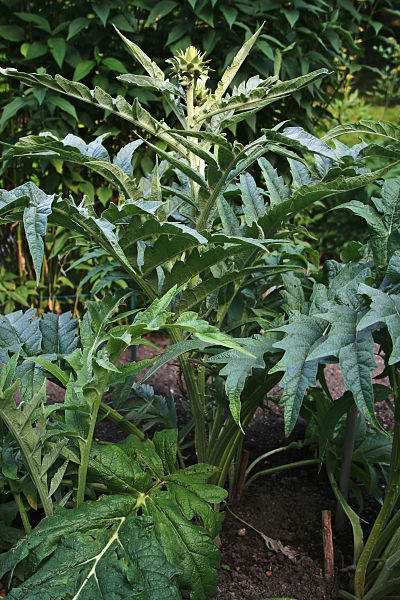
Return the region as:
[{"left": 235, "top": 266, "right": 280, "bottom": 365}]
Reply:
[{"left": 215, "top": 405, "right": 342, "bottom": 600}]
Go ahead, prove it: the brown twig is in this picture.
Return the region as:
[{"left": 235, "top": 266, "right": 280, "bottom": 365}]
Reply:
[
  {"left": 322, "top": 509, "right": 335, "bottom": 583},
  {"left": 225, "top": 504, "right": 300, "bottom": 563}
]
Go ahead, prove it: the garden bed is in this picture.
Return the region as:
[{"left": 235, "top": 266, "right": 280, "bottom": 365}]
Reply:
[
  {"left": 1, "top": 331, "right": 391, "bottom": 599},
  {"left": 97, "top": 337, "right": 388, "bottom": 600}
]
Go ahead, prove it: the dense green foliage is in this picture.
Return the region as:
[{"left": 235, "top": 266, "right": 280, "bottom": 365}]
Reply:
[
  {"left": 0, "top": 12, "right": 400, "bottom": 600},
  {"left": 1, "top": 1, "right": 397, "bottom": 153},
  {"left": 0, "top": 0, "right": 398, "bottom": 309}
]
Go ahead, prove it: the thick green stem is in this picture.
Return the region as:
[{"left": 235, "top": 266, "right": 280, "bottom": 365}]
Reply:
[
  {"left": 186, "top": 82, "right": 195, "bottom": 131},
  {"left": 353, "top": 421, "right": 400, "bottom": 597},
  {"left": 245, "top": 458, "right": 320, "bottom": 488},
  {"left": 181, "top": 357, "right": 208, "bottom": 463},
  {"left": 208, "top": 401, "right": 252, "bottom": 471},
  {"left": 354, "top": 365, "right": 400, "bottom": 598},
  {"left": 336, "top": 404, "right": 359, "bottom": 531},
  {"left": 196, "top": 170, "right": 228, "bottom": 231},
  {"left": 16, "top": 224, "right": 24, "bottom": 280},
  {"left": 14, "top": 493, "right": 31, "bottom": 533},
  {"left": 217, "top": 427, "right": 244, "bottom": 488},
  {"left": 9, "top": 480, "right": 31, "bottom": 534},
  {"left": 169, "top": 329, "right": 208, "bottom": 463},
  {"left": 186, "top": 80, "right": 204, "bottom": 210},
  {"left": 208, "top": 398, "right": 225, "bottom": 450},
  {"left": 209, "top": 374, "right": 282, "bottom": 471},
  {"left": 1, "top": 412, "right": 54, "bottom": 517},
  {"left": 75, "top": 372, "right": 115, "bottom": 507},
  {"left": 98, "top": 401, "right": 147, "bottom": 441},
  {"left": 76, "top": 392, "right": 102, "bottom": 507}
]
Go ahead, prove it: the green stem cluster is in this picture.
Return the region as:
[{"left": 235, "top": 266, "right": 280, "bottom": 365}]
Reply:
[{"left": 352, "top": 364, "right": 400, "bottom": 599}]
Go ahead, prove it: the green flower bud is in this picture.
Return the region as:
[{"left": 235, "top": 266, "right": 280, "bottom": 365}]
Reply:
[{"left": 166, "top": 46, "right": 210, "bottom": 86}]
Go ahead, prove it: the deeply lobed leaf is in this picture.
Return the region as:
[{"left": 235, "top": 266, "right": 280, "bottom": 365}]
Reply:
[{"left": 0, "top": 496, "right": 181, "bottom": 599}]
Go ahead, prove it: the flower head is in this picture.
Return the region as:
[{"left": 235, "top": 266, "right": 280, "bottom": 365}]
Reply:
[{"left": 166, "top": 46, "right": 211, "bottom": 86}]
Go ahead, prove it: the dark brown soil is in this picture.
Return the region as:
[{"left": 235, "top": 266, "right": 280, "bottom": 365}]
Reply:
[{"left": 216, "top": 406, "right": 340, "bottom": 600}]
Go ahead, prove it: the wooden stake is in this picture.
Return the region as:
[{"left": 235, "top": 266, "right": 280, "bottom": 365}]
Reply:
[{"left": 322, "top": 509, "right": 334, "bottom": 583}]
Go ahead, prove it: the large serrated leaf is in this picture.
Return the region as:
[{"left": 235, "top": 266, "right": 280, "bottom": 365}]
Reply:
[
  {"left": 216, "top": 196, "right": 242, "bottom": 235},
  {"left": 83, "top": 292, "right": 132, "bottom": 366},
  {"left": 258, "top": 157, "right": 290, "bottom": 205},
  {"left": 260, "top": 165, "right": 398, "bottom": 237},
  {"left": 335, "top": 178, "right": 400, "bottom": 271},
  {"left": 0, "top": 308, "right": 42, "bottom": 360},
  {"left": 145, "top": 493, "right": 222, "bottom": 600},
  {"left": 87, "top": 441, "right": 139, "bottom": 493},
  {"left": 118, "top": 74, "right": 184, "bottom": 105},
  {"left": 120, "top": 216, "right": 207, "bottom": 256},
  {"left": 171, "top": 312, "right": 255, "bottom": 356},
  {"left": 308, "top": 305, "right": 378, "bottom": 425},
  {"left": 15, "top": 359, "right": 47, "bottom": 402},
  {"left": 133, "top": 285, "right": 178, "bottom": 329},
  {"left": 374, "top": 178, "right": 400, "bottom": 234},
  {"left": 239, "top": 172, "right": 266, "bottom": 226},
  {"left": 196, "top": 69, "right": 329, "bottom": 126},
  {"left": 39, "top": 312, "right": 78, "bottom": 356},
  {"left": 164, "top": 462, "right": 226, "bottom": 538},
  {"left": 357, "top": 284, "right": 400, "bottom": 364},
  {"left": 208, "top": 335, "right": 276, "bottom": 427},
  {"left": 0, "top": 496, "right": 181, "bottom": 600},
  {"left": 266, "top": 126, "right": 337, "bottom": 160},
  {"left": 323, "top": 119, "right": 400, "bottom": 143},
  {"left": 0, "top": 369, "right": 53, "bottom": 516},
  {"left": 51, "top": 198, "right": 142, "bottom": 289},
  {"left": 118, "top": 433, "right": 166, "bottom": 481},
  {"left": 210, "top": 24, "right": 264, "bottom": 104},
  {"left": 160, "top": 243, "right": 252, "bottom": 293},
  {"left": 175, "top": 265, "right": 272, "bottom": 313},
  {"left": 4, "top": 135, "right": 141, "bottom": 201},
  {"left": 115, "top": 27, "right": 165, "bottom": 80},
  {"left": 153, "top": 429, "right": 179, "bottom": 475},
  {"left": 0, "top": 183, "right": 53, "bottom": 283},
  {"left": 0, "top": 68, "right": 186, "bottom": 156},
  {"left": 113, "top": 139, "right": 143, "bottom": 176},
  {"left": 270, "top": 316, "right": 325, "bottom": 435},
  {"left": 141, "top": 339, "right": 210, "bottom": 383}
]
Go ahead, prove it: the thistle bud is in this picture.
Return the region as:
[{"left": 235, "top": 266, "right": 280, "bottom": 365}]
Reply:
[{"left": 166, "top": 46, "right": 211, "bottom": 86}]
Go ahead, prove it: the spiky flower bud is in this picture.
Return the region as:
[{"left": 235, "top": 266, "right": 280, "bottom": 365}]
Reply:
[
  {"left": 193, "top": 75, "right": 209, "bottom": 106},
  {"left": 166, "top": 46, "right": 210, "bottom": 86}
]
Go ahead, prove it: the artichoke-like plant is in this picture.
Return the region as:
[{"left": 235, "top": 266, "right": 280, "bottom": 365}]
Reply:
[{"left": 166, "top": 46, "right": 211, "bottom": 86}]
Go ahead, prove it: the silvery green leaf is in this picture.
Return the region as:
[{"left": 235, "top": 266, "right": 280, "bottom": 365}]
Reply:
[
  {"left": 239, "top": 172, "right": 266, "bottom": 226},
  {"left": 115, "top": 28, "right": 165, "bottom": 79},
  {"left": 270, "top": 315, "right": 325, "bottom": 435},
  {"left": 358, "top": 284, "right": 400, "bottom": 364},
  {"left": 258, "top": 157, "right": 290, "bottom": 205},
  {"left": 323, "top": 119, "right": 400, "bottom": 142},
  {"left": 209, "top": 335, "right": 276, "bottom": 428},
  {"left": 113, "top": 139, "right": 143, "bottom": 176}
]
